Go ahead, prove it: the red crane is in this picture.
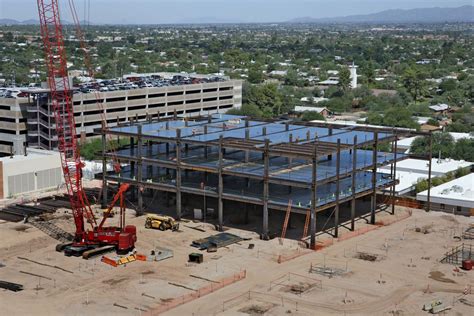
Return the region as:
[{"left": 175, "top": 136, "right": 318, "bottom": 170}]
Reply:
[{"left": 36, "top": 0, "right": 136, "bottom": 258}]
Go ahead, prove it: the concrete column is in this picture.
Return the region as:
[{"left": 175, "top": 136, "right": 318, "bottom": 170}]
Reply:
[
  {"left": 310, "top": 144, "right": 318, "bottom": 249},
  {"left": 176, "top": 129, "right": 182, "bottom": 219},
  {"left": 262, "top": 139, "right": 270, "bottom": 240},
  {"left": 370, "top": 132, "right": 378, "bottom": 224},
  {"left": 334, "top": 139, "right": 341, "bottom": 237},
  {"left": 350, "top": 135, "right": 358, "bottom": 230},
  {"left": 218, "top": 136, "right": 224, "bottom": 231},
  {"left": 137, "top": 125, "right": 143, "bottom": 215}
]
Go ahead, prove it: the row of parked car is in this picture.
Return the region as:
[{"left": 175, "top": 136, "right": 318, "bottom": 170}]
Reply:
[
  {"left": 0, "top": 88, "right": 29, "bottom": 99},
  {"left": 76, "top": 75, "right": 226, "bottom": 94}
]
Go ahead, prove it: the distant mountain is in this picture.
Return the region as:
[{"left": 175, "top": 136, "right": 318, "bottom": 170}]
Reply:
[
  {"left": 289, "top": 6, "right": 474, "bottom": 24},
  {"left": 0, "top": 18, "right": 83, "bottom": 25}
]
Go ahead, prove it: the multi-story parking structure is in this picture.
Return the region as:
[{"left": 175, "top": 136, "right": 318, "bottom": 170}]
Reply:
[{"left": 0, "top": 75, "right": 242, "bottom": 155}]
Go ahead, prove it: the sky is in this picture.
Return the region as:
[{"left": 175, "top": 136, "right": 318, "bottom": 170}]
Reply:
[{"left": 0, "top": 0, "right": 472, "bottom": 24}]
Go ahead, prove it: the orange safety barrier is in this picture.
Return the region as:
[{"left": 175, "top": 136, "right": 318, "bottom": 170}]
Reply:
[
  {"left": 101, "top": 256, "right": 118, "bottom": 267},
  {"left": 145, "top": 270, "right": 247, "bottom": 315},
  {"left": 276, "top": 249, "right": 311, "bottom": 264},
  {"left": 135, "top": 254, "right": 147, "bottom": 261}
]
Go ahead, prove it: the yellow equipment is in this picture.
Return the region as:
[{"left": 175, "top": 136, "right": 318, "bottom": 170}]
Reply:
[{"left": 145, "top": 214, "right": 179, "bottom": 231}]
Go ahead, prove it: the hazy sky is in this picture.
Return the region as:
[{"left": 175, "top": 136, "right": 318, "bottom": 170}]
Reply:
[{"left": 1, "top": 0, "right": 472, "bottom": 24}]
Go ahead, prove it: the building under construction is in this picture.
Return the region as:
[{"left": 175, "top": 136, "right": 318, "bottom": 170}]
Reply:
[{"left": 98, "top": 114, "right": 433, "bottom": 249}]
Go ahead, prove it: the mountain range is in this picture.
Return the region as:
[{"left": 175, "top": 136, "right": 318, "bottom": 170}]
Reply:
[
  {"left": 289, "top": 5, "right": 474, "bottom": 24},
  {"left": 1, "top": 5, "right": 473, "bottom": 25}
]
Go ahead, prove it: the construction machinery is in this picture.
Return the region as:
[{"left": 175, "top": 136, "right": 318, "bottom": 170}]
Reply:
[
  {"left": 145, "top": 214, "right": 180, "bottom": 231},
  {"left": 36, "top": 0, "right": 136, "bottom": 259}
]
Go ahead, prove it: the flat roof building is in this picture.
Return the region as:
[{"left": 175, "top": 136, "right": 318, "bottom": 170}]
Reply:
[
  {"left": 0, "top": 148, "right": 62, "bottom": 200},
  {"left": 417, "top": 173, "right": 474, "bottom": 216}
]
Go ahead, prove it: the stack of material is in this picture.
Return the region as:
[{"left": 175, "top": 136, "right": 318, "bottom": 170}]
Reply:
[
  {"left": 192, "top": 233, "right": 243, "bottom": 250},
  {"left": 0, "top": 281, "right": 23, "bottom": 292},
  {"left": 463, "top": 226, "right": 474, "bottom": 240},
  {"left": 148, "top": 247, "right": 173, "bottom": 262}
]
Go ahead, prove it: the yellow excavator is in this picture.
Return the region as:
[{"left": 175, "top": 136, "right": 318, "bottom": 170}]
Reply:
[{"left": 144, "top": 214, "right": 179, "bottom": 231}]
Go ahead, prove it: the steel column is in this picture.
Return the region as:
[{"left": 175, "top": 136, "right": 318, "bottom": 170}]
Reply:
[
  {"left": 350, "top": 135, "right": 357, "bottom": 230},
  {"left": 137, "top": 125, "right": 143, "bottom": 215},
  {"left": 391, "top": 135, "right": 398, "bottom": 215},
  {"left": 427, "top": 132, "right": 433, "bottom": 212},
  {"left": 176, "top": 129, "right": 182, "bottom": 220},
  {"left": 334, "top": 139, "right": 341, "bottom": 237},
  {"left": 262, "top": 139, "right": 270, "bottom": 240},
  {"left": 370, "top": 131, "right": 378, "bottom": 224},
  {"left": 218, "top": 136, "right": 224, "bottom": 231},
  {"left": 310, "top": 144, "right": 318, "bottom": 249}
]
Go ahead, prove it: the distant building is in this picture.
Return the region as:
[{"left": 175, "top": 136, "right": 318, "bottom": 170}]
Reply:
[
  {"left": 417, "top": 173, "right": 474, "bottom": 216},
  {"left": 300, "top": 97, "right": 329, "bottom": 104},
  {"left": 268, "top": 70, "right": 288, "bottom": 77},
  {"left": 0, "top": 73, "right": 243, "bottom": 155},
  {"left": 379, "top": 158, "right": 473, "bottom": 196},
  {"left": 0, "top": 148, "right": 62, "bottom": 200},
  {"left": 294, "top": 106, "right": 330, "bottom": 118},
  {"left": 429, "top": 103, "right": 450, "bottom": 114}
]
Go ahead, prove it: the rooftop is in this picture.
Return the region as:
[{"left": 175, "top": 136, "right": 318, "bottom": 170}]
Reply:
[
  {"left": 379, "top": 158, "right": 473, "bottom": 177},
  {"left": 0, "top": 148, "right": 59, "bottom": 164},
  {"left": 417, "top": 173, "right": 474, "bottom": 208}
]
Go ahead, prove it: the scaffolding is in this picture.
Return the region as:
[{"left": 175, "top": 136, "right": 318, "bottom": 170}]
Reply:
[{"left": 96, "top": 113, "right": 433, "bottom": 249}]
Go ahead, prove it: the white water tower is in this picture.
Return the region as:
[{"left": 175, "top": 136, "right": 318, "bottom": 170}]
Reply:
[{"left": 349, "top": 63, "right": 358, "bottom": 89}]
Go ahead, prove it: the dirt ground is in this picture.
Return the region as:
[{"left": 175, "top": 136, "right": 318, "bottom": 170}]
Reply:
[{"left": 0, "top": 204, "right": 473, "bottom": 316}]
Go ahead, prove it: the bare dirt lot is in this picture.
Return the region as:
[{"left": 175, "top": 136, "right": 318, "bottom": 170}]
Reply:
[{"left": 1, "top": 206, "right": 473, "bottom": 316}]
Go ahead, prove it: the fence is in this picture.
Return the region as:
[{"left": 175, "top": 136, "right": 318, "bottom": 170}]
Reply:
[
  {"left": 276, "top": 248, "right": 312, "bottom": 264},
  {"left": 145, "top": 270, "right": 247, "bottom": 315},
  {"left": 268, "top": 272, "right": 322, "bottom": 292}
]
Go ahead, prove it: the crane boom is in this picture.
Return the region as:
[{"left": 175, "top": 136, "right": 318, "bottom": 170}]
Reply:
[
  {"left": 37, "top": 0, "right": 96, "bottom": 241},
  {"left": 36, "top": 1, "right": 136, "bottom": 257}
]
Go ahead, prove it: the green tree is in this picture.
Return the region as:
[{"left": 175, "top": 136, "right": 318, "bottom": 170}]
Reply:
[
  {"left": 339, "top": 67, "right": 351, "bottom": 91},
  {"left": 403, "top": 67, "right": 427, "bottom": 103},
  {"left": 248, "top": 67, "right": 263, "bottom": 84},
  {"left": 301, "top": 111, "right": 326, "bottom": 121},
  {"left": 411, "top": 133, "right": 455, "bottom": 159}
]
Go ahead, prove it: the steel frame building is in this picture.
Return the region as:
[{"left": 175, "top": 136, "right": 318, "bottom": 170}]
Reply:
[{"left": 98, "top": 114, "right": 433, "bottom": 249}]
